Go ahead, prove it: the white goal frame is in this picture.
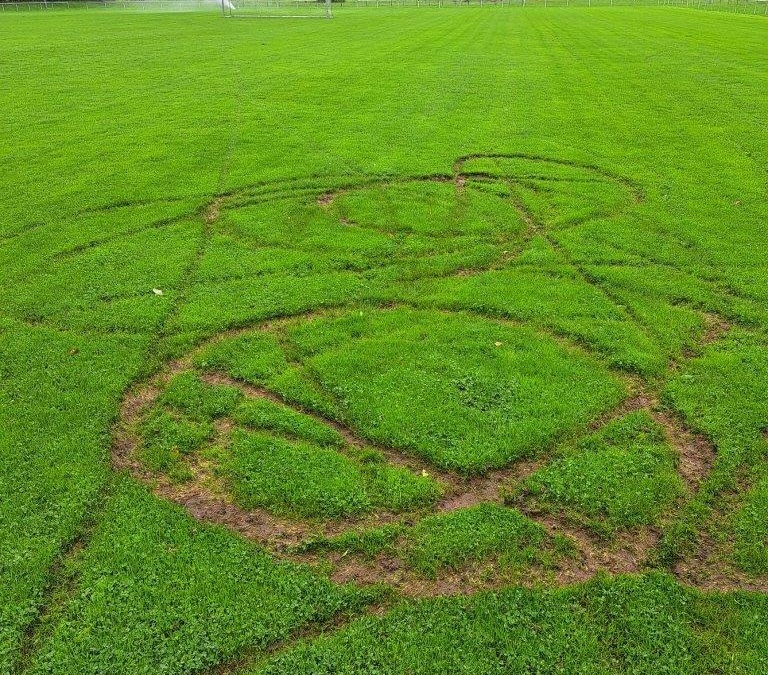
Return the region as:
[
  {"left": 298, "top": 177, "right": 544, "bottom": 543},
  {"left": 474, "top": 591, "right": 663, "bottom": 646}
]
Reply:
[{"left": 222, "top": 0, "right": 333, "bottom": 18}]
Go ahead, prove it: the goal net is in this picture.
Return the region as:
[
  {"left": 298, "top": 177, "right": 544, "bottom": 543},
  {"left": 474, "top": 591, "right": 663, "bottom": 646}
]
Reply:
[{"left": 222, "top": 0, "right": 333, "bottom": 17}]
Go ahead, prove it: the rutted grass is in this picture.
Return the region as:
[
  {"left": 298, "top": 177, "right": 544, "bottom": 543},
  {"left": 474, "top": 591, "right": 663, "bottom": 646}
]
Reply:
[
  {"left": 403, "top": 504, "right": 564, "bottom": 579},
  {"left": 233, "top": 397, "right": 345, "bottom": 447},
  {"left": 194, "top": 308, "right": 625, "bottom": 473},
  {"left": 514, "top": 412, "right": 685, "bottom": 534},
  {"left": 134, "top": 371, "right": 442, "bottom": 519},
  {"left": 392, "top": 266, "right": 668, "bottom": 374},
  {"left": 229, "top": 431, "right": 441, "bottom": 520},
  {"left": 296, "top": 505, "right": 571, "bottom": 580},
  {"left": 4, "top": 6, "right": 768, "bottom": 672},
  {"left": 661, "top": 329, "right": 768, "bottom": 567},
  {"left": 251, "top": 574, "right": 768, "bottom": 675},
  {"left": 283, "top": 308, "right": 625, "bottom": 473}
]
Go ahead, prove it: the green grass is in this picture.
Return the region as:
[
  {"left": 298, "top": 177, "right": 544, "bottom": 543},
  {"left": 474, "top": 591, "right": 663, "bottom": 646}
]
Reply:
[
  {"left": 229, "top": 431, "right": 441, "bottom": 519},
  {"left": 232, "top": 397, "right": 345, "bottom": 447},
  {"left": 3, "top": 6, "right": 768, "bottom": 673},
  {"left": 252, "top": 574, "right": 768, "bottom": 675},
  {"left": 201, "top": 307, "right": 624, "bottom": 473},
  {"left": 139, "top": 408, "right": 215, "bottom": 472},
  {"left": 515, "top": 412, "right": 685, "bottom": 534},
  {"left": 733, "top": 477, "right": 768, "bottom": 577},
  {"left": 402, "top": 503, "right": 560, "bottom": 579}
]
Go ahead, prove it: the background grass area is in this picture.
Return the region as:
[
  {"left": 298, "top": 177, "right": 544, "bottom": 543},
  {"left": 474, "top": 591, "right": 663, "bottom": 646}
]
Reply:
[
  {"left": 2, "top": 6, "right": 768, "bottom": 673},
  {"left": 252, "top": 574, "right": 768, "bottom": 675},
  {"left": 26, "top": 479, "right": 374, "bottom": 675}
]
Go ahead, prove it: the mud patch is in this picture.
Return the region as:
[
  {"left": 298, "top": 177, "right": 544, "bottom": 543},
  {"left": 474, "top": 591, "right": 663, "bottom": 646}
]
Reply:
[{"left": 652, "top": 409, "right": 716, "bottom": 492}]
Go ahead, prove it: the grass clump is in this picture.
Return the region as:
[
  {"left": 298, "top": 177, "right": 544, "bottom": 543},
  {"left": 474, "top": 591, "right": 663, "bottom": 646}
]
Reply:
[
  {"left": 228, "top": 431, "right": 440, "bottom": 520},
  {"left": 357, "top": 451, "right": 443, "bottom": 513},
  {"left": 732, "top": 476, "right": 768, "bottom": 577},
  {"left": 403, "top": 503, "right": 552, "bottom": 579},
  {"left": 139, "top": 409, "right": 214, "bottom": 473},
  {"left": 160, "top": 372, "right": 242, "bottom": 421},
  {"left": 233, "top": 397, "right": 344, "bottom": 447},
  {"left": 194, "top": 332, "right": 289, "bottom": 385},
  {"left": 516, "top": 412, "right": 684, "bottom": 534},
  {"left": 229, "top": 431, "right": 372, "bottom": 519}
]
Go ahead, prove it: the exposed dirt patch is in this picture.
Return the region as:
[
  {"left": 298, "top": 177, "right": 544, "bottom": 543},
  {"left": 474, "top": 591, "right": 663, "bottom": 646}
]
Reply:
[
  {"left": 437, "top": 461, "right": 540, "bottom": 512},
  {"left": 162, "top": 485, "right": 312, "bottom": 550},
  {"left": 317, "top": 192, "right": 335, "bottom": 208},
  {"left": 204, "top": 196, "right": 225, "bottom": 225},
  {"left": 316, "top": 545, "right": 579, "bottom": 598},
  {"left": 652, "top": 409, "right": 717, "bottom": 492},
  {"left": 701, "top": 312, "right": 731, "bottom": 345},
  {"left": 673, "top": 525, "right": 768, "bottom": 593}
]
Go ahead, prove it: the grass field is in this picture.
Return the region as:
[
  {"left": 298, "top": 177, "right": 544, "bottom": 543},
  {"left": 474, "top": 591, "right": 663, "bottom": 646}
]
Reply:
[{"left": 2, "top": 5, "right": 768, "bottom": 674}]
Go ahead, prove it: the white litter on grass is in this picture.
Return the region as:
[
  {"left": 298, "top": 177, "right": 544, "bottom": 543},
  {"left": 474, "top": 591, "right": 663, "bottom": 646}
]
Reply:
[{"left": 152, "top": 288, "right": 164, "bottom": 296}]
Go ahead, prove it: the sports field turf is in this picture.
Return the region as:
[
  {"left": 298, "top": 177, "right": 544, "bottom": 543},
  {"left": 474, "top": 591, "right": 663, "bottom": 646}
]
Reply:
[{"left": 1, "top": 5, "right": 768, "bottom": 673}]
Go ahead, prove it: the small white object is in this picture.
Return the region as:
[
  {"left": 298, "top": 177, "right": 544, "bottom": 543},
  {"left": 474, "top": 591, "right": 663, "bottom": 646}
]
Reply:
[{"left": 152, "top": 288, "right": 164, "bottom": 296}]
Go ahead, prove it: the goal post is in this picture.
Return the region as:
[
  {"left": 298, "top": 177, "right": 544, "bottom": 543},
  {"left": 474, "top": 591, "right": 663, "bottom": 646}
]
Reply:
[{"left": 222, "top": 0, "right": 333, "bottom": 18}]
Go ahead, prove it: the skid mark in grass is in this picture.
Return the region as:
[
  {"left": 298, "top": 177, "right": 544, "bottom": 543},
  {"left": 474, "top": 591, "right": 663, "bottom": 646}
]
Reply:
[
  {"left": 110, "top": 308, "right": 733, "bottom": 595},
  {"left": 316, "top": 191, "right": 336, "bottom": 209},
  {"left": 204, "top": 196, "right": 227, "bottom": 226},
  {"left": 201, "top": 598, "right": 394, "bottom": 675},
  {"left": 97, "top": 152, "right": 762, "bottom": 598},
  {"left": 113, "top": 348, "right": 546, "bottom": 552},
  {"left": 672, "top": 485, "right": 768, "bottom": 594},
  {"left": 652, "top": 408, "right": 717, "bottom": 493},
  {"left": 12, "top": 488, "right": 109, "bottom": 675},
  {"left": 12, "top": 153, "right": 646, "bottom": 341},
  {"left": 452, "top": 152, "right": 645, "bottom": 203},
  {"left": 700, "top": 311, "right": 732, "bottom": 346}
]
